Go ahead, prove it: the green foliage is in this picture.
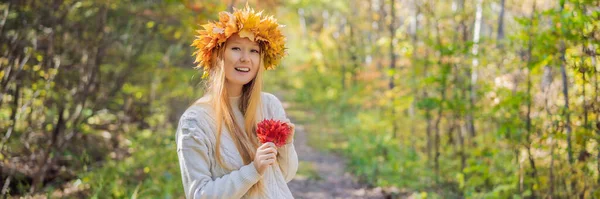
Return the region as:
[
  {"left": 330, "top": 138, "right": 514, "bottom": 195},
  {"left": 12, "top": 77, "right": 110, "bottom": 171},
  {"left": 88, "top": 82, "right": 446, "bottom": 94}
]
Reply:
[
  {"left": 1, "top": 0, "right": 599, "bottom": 198},
  {"left": 81, "top": 128, "right": 182, "bottom": 198},
  {"left": 0, "top": 0, "right": 215, "bottom": 196},
  {"left": 283, "top": 0, "right": 600, "bottom": 198}
]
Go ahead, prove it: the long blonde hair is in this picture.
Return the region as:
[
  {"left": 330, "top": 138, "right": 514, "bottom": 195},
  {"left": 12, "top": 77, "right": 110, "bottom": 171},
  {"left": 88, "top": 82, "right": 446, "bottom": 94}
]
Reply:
[{"left": 195, "top": 46, "right": 266, "bottom": 195}]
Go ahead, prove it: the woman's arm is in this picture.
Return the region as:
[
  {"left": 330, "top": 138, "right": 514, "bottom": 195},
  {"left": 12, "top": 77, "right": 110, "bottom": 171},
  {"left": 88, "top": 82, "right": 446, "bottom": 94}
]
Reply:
[
  {"left": 266, "top": 93, "right": 299, "bottom": 182},
  {"left": 275, "top": 137, "right": 298, "bottom": 182},
  {"left": 177, "top": 108, "right": 261, "bottom": 199}
]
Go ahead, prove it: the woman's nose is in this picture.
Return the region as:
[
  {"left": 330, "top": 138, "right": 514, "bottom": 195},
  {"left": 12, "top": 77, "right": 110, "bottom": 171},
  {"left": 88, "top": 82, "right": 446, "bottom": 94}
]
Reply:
[{"left": 240, "top": 51, "right": 250, "bottom": 63}]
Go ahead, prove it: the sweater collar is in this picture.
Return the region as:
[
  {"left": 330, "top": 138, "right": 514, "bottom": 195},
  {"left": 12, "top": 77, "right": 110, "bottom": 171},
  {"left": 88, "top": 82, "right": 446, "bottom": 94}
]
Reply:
[{"left": 229, "top": 95, "right": 241, "bottom": 107}]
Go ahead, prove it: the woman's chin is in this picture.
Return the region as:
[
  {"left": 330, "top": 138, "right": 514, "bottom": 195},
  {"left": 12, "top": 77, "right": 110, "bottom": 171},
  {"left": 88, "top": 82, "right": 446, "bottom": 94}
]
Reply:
[
  {"left": 227, "top": 79, "right": 252, "bottom": 86},
  {"left": 226, "top": 73, "right": 256, "bottom": 86},
  {"left": 236, "top": 76, "right": 255, "bottom": 84}
]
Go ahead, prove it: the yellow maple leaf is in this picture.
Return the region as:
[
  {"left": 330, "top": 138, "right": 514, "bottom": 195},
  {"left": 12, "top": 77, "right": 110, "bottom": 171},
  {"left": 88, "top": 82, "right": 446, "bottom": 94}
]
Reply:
[{"left": 238, "top": 29, "right": 255, "bottom": 41}]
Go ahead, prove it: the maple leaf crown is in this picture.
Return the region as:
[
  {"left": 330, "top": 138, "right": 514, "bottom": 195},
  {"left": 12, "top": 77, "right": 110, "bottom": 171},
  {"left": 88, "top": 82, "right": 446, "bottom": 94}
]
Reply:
[{"left": 191, "top": 5, "right": 287, "bottom": 76}]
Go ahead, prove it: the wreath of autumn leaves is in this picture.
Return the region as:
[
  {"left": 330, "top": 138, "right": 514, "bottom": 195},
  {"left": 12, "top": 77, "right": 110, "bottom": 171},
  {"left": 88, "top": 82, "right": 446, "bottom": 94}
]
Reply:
[{"left": 191, "top": 5, "right": 287, "bottom": 77}]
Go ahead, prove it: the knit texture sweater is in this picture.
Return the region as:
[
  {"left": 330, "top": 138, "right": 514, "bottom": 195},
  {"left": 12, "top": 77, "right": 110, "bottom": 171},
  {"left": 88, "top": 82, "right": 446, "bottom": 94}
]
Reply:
[{"left": 176, "top": 92, "right": 298, "bottom": 199}]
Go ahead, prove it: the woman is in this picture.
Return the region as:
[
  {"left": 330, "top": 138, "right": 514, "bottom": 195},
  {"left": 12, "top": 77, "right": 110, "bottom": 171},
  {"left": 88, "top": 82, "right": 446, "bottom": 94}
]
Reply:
[{"left": 176, "top": 5, "right": 298, "bottom": 199}]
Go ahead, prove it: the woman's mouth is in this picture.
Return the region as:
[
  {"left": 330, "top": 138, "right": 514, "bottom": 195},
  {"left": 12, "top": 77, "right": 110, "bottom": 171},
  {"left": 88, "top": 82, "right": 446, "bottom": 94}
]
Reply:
[{"left": 235, "top": 67, "right": 250, "bottom": 72}]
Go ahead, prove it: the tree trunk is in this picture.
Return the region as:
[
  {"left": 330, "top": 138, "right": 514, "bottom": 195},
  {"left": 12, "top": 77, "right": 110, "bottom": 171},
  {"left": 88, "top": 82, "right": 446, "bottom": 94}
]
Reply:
[
  {"left": 558, "top": 0, "right": 574, "bottom": 165},
  {"left": 0, "top": 2, "right": 10, "bottom": 37},
  {"left": 592, "top": 45, "right": 599, "bottom": 184},
  {"left": 560, "top": 44, "right": 573, "bottom": 164},
  {"left": 496, "top": 0, "right": 505, "bottom": 47},
  {"left": 338, "top": 39, "right": 346, "bottom": 90},
  {"left": 228, "top": 0, "right": 236, "bottom": 12},
  {"left": 424, "top": 50, "right": 432, "bottom": 162},
  {"left": 298, "top": 8, "right": 307, "bottom": 37},
  {"left": 349, "top": 22, "right": 359, "bottom": 88},
  {"left": 426, "top": 108, "right": 433, "bottom": 161},
  {"left": 433, "top": 20, "right": 448, "bottom": 181},
  {"left": 527, "top": 144, "right": 538, "bottom": 198},
  {"left": 388, "top": 0, "right": 398, "bottom": 137},
  {"left": 580, "top": 55, "right": 589, "bottom": 162},
  {"left": 517, "top": 149, "right": 523, "bottom": 195},
  {"left": 408, "top": 0, "right": 420, "bottom": 149},
  {"left": 377, "top": 0, "right": 385, "bottom": 71},
  {"left": 389, "top": 0, "right": 396, "bottom": 90},
  {"left": 31, "top": 105, "right": 65, "bottom": 193},
  {"left": 0, "top": 83, "right": 19, "bottom": 154},
  {"left": 549, "top": 120, "right": 556, "bottom": 197},
  {"left": 525, "top": 3, "right": 537, "bottom": 196},
  {"left": 468, "top": 0, "right": 483, "bottom": 139},
  {"left": 0, "top": 52, "right": 29, "bottom": 108}
]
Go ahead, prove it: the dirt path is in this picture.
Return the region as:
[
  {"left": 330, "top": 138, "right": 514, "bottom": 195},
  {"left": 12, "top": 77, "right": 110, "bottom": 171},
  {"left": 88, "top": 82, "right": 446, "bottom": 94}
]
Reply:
[{"left": 287, "top": 122, "right": 387, "bottom": 199}]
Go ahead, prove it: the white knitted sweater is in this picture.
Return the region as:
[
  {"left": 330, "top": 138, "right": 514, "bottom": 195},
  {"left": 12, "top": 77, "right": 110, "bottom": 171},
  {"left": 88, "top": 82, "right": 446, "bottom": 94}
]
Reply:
[{"left": 176, "top": 92, "right": 298, "bottom": 199}]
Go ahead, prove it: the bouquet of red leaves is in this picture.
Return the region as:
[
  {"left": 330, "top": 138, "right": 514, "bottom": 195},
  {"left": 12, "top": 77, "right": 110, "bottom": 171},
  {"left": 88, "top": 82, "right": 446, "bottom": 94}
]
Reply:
[{"left": 256, "top": 119, "right": 291, "bottom": 147}]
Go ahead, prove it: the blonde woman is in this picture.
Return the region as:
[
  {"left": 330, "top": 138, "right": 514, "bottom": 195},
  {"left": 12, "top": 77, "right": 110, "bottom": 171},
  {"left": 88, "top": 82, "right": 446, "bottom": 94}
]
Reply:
[{"left": 175, "top": 5, "right": 298, "bottom": 199}]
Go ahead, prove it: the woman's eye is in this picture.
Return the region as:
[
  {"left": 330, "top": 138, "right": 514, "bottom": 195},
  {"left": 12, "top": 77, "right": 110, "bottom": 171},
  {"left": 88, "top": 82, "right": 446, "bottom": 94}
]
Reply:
[
  {"left": 251, "top": 49, "right": 260, "bottom": 53},
  {"left": 232, "top": 47, "right": 241, "bottom": 51}
]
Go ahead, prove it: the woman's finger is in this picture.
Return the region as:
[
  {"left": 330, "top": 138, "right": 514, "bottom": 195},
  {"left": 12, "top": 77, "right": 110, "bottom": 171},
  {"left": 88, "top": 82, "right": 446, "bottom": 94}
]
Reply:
[
  {"left": 264, "top": 155, "right": 276, "bottom": 161},
  {"left": 260, "top": 146, "right": 276, "bottom": 151},
  {"left": 264, "top": 152, "right": 277, "bottom": 158},
  {"left": 259, "top": 142, "right": 271, "bottom": 150},
  {"left": 263, "top": 147, "right": 277, "bottom": 154},
  {"left": 262, "top": 153, "right": 276, "bottom": 159},
  {"left": 264, "top": 159, "right": 276, "bottom": 165},
  {"left": 258, "top": 147, "right": 277, "bottom": 155},
  {"left": 258, "top": 142, "right": 276, "bottom": 150},
  {"left": 258, "top": 154, "right": 272, "bottom": 160},
  {"left": 260, "top": 156, "right": 276, "bottom": 164}
]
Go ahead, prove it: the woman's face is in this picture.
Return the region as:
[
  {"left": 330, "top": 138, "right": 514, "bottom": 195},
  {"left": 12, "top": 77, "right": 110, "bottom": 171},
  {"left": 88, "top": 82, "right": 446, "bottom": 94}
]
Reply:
[{"left": 223, "top": 34, "right": 261, "bottom": 87}]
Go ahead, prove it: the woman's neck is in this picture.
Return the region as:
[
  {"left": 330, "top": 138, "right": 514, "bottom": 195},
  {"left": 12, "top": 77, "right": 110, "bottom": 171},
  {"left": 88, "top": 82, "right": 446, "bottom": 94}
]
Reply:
[{"left": 225, "top": 81, "right": 243, "bottom": 97}]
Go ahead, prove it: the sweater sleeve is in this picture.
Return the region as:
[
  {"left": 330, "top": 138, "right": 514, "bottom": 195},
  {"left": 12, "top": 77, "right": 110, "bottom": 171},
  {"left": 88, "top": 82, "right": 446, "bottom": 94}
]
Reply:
[
  {"left": 265, "top": 93, "right": 299, "bottom": 183},
  {"left": 176, "top": 107, "right": 262, "bottom": 199},
  {"left": 276, "top": 141, "right": 298, "bottom": 182}
]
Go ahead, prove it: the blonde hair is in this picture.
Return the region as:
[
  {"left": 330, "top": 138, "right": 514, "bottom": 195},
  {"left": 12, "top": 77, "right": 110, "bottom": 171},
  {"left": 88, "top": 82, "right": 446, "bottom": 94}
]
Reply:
[{"left": 194, "top": 45, "right": 266, "bottom": 195}]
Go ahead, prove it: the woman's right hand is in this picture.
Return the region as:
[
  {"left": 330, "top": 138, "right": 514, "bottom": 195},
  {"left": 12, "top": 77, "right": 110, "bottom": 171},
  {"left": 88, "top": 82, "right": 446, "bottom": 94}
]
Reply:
[{"left": 253, "top": 142, "right": 277, "bottom": 175}]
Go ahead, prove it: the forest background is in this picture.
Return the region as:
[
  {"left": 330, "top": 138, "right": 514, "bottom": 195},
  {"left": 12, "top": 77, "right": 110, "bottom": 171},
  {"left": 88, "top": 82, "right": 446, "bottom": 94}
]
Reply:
[{"left": 0, "top": 0, "right": 599, "bottom": 198}]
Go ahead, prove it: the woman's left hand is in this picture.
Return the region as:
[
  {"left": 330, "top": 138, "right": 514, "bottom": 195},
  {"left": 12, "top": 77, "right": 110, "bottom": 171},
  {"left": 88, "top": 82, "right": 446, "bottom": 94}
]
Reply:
[{"left": 284, "top": 122, "right": 295, "bottom": 145}]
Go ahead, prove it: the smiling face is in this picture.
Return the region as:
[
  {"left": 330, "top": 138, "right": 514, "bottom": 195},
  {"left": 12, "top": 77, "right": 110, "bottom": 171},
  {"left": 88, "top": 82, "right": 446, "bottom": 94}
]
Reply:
[{"left": 223, "top": 34, "right": 261, "bottom": 89}]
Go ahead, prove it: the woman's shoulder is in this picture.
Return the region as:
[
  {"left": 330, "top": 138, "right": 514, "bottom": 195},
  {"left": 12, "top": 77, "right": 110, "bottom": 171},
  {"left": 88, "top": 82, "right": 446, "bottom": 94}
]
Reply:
[
  {"left": 177, "top": 105, "right": 218, "bottom": 144},
  {"left": 181, "top": 105, "right": 211, "bottom": 120},
  {"left": 261, "top": 92, "right": 282, "bottom": 105},
  {"left": 179, "top": 99, "right": 215, "bottom": 132},
  {"left": 260, "top": 92, "right": 287, "bottom": 119},
  {"left": 184, "top": 95, "right": 214, "bottom": 116}
]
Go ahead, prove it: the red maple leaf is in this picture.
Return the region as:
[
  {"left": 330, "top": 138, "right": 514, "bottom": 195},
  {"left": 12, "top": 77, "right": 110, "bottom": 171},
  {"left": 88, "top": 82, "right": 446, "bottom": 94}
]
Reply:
[{"left": 256, "top": 119, "right": 291, "bottom": 147}]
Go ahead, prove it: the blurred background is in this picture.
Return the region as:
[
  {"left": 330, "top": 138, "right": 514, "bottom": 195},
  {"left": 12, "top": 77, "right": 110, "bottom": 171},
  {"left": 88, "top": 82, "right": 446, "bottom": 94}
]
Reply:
[{"left": 0, "top": 0, "right": 598, "bottom": 198}]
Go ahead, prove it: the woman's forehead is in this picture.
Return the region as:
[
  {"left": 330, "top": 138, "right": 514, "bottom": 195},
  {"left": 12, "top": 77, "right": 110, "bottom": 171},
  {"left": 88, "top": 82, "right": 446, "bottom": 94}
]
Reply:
[{"left": 227, "top": 34, "right": 259, "bottom": 46}]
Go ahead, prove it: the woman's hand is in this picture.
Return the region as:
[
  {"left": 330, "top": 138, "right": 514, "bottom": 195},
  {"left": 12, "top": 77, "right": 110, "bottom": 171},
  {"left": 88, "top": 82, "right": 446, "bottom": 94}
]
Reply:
[
  {"left": 253, "top": 142, "right": 277, "bottom": 175},
  {"left": 284, "top": 122, "right": 295, "bottom": 145}
]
